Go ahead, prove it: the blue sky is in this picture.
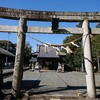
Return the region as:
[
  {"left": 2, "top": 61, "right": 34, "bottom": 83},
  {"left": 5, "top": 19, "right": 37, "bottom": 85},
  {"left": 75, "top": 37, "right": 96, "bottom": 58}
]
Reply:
[{"left": 0, "top": 0, "right": 100, "bottom": 51}]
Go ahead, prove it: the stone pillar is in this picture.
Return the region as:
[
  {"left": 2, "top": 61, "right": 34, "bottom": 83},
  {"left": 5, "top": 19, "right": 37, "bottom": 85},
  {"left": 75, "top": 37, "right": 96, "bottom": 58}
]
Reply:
[
  {"left": 32, "top": 63, "right": 34, "bottom": 71},
  {"left": 82, "top": 20, "right": 96, "bottom": 98},
  {"left": 97, "top": 56, "right": 100, "bottom": 73},
  {"left": 62, "top": 63, "right": 64, "bottom": 72},
  {"left": 12, "top": 17, "right": 27, "bottom": 98},
  {"left": 57, "top": 62, "right": 62, "bottom": 72},
  {"left": 0, "top": 64, "right": 3, "bottom": 94},
  {"left": 34, "top": 62, "right": 40, "bottom": 72}
]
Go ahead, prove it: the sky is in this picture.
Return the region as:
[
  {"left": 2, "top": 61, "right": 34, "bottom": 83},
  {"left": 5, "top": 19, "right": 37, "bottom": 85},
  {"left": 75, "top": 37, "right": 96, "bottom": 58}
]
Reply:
[{"left": 0, "top": 0, "right": 100, "bottom": 51}]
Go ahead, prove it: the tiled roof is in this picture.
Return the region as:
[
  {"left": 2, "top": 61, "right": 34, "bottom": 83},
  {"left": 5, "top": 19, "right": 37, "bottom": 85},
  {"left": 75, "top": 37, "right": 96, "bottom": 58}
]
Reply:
[
  {"left": 36, "top": 45, "right": 60, "bottom": 58},
  {"left": 29, "top": 57, "right": 37, "bottom": 62},
  {"left": 0, "top": 47, "right": 15, "bottom": 56}
]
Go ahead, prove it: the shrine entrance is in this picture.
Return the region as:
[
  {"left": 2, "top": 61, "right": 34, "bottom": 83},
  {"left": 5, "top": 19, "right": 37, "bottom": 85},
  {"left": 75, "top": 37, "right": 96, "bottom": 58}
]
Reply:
[{"left": 0, "top": 7, "right": 100, "bottom": 99}]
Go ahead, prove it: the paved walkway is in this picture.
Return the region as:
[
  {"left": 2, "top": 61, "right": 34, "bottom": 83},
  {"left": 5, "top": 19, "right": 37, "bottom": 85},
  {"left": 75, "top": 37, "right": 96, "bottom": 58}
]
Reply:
[{"left": 3, "top": 70, "right": 100, "bottom": 99}]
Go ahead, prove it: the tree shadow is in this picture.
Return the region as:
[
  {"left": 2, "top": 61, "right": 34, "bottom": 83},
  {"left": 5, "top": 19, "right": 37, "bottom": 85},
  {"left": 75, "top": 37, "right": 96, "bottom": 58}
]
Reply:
[
  {"left": 2, "top": 81, "right": 100, "bottom": 98},
  {"left": 69, "top": 86, "right": 87, "bottom": 90},
  {"left": 27, "top": 85, "right": 86, "bottom": 95},
  {"left": 96, "top": 87, "right": 100, "bottom": 98},
  {"left": 28, "top": 86, "right": 69, "bottom": 95},
  {"left": 3, "top": 81, "right": 12, "bottom": 89},
  {"left": 22, "top": 80, "right": 41, "bottom": 89},
  {"left": 1, "top": 80, "right": 41, "bottom": 99},
  {"left": 27, "top": 85, "right": 100, "bottom": 98},
  {"left": 2, "top": 80, "right": 41, "bottom": 89}
]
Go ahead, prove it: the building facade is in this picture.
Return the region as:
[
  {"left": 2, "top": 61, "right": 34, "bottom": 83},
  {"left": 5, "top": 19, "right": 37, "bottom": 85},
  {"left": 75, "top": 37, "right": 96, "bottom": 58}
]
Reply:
[{"left": 30, "top": 45, "right": 66, "bottom": 71}]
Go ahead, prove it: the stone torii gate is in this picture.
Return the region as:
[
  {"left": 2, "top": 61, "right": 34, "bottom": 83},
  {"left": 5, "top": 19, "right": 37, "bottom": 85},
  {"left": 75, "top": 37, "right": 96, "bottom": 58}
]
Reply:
[{"left": 0, "top": 7, "right": 100, "bottom": 99}]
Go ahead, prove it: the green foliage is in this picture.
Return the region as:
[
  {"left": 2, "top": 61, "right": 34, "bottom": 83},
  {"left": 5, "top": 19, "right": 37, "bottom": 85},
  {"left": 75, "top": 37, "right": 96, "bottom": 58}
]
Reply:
[
  {"left": 73, "top": 47, "right": 83, "bottom": 68},
  {"left": 0, "top": 40, "right": 32, "bottom": 66},
  {"left": 63, "top": 34, "right": 83, "bottom": 71},
  {"left": 91, "top": 35, "right": 100, "bottom": 65},
  {"left": 63, "top": 34, "right": 100, "bottom": 71},
  {"left": 23, "top": 42, "right": 32, "bottom": 66}
]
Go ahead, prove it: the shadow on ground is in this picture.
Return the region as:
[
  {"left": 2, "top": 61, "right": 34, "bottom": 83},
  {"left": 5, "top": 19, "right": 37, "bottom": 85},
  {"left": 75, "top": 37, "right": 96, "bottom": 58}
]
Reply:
[
  {"left": 22, "top": 80, "right": 41, "bottom": 89},
  {"left": 2, "top": 80, "right": 41, "bottom": 89},
  {"left": 2, "top": 80, "right": 100, "bottom": 99},
  {"left": 27, "top": 85, "right": 87, "bottom": 95}
]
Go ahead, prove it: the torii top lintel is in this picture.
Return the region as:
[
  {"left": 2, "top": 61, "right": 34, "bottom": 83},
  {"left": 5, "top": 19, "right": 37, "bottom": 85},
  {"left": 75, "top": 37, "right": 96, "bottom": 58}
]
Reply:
[{"left": 0, "top": 7, "right": 100, "bottom": 22}]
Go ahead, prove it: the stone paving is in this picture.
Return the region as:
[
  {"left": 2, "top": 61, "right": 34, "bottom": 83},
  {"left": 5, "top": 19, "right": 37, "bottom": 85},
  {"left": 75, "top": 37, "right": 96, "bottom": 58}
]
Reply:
[{"left": 3, "top": 70, "right": 100, "bottom": 99}]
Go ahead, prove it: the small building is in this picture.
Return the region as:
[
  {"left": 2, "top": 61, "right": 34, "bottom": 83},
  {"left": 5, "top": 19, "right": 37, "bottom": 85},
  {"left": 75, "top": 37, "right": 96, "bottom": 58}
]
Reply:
[
  {"left": 0, "top": 47, "right": 15, "bottom": 93},
  {"left": 30, "top": 45, "right": 66, "bottom": 71}
]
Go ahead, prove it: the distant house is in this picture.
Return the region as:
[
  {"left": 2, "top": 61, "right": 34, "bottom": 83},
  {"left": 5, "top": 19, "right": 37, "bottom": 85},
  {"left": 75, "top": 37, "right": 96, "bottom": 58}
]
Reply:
[
  {"left": 0, "top": 40, "right": 15, "bottom": 67},
  {"left": 0, "top": 47, "right": 15, "bottom": 57},
  {"left": 30, "top": 45, "right": 66, "bottom": 70},
  {"left": 0, "top": 47, "right": 15, "bottom": 67},
  {"left": 0, "top": 47, "right": 15, "bottom": 92},
  {"left": 0, "top": 40, "right": 16, "bottom": 55}
]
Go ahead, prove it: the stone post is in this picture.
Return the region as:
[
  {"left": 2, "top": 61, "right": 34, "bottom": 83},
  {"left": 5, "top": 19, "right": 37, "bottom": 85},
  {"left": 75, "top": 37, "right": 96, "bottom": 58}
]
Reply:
[
  {"left": 82, "top": 20, "right": 96, "bottom": 98},
  {"left": 0, "top": 63, "right": 3, "bottom": 94},
  {"left": 34, "top": 62, "right": 40, "bottom": 72},
  {"left": 62, "top": 63, "right": 64, "bottom": 72},
  {"left": 12, "top": 17, "right": 27, "bottom": 98},
  {"left": 57, "top": 62, "right": 62, "bottom": 72},
  {"left": 97, "top": 56, "right": 100, "bottom": 73}
]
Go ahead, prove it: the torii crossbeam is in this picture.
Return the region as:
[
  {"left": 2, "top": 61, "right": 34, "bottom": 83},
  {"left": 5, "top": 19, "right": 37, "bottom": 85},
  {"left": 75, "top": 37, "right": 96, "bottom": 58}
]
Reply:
[{"left": 0, "top": 7, "right": 100, "bottom": 99}]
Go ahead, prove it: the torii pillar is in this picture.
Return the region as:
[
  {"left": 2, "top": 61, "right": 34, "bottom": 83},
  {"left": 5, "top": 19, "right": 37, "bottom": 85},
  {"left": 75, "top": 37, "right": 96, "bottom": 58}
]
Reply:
[
  {"left": 12, "top": 17, "right": 27, "bottom": 98},
  {"left": 82, "top": 20, "right": 96, "bottom": 98}
]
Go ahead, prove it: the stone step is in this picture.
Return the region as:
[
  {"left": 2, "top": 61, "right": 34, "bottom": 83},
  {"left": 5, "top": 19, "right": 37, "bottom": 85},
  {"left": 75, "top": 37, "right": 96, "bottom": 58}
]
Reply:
[{"left": 22, "top": 95, "right": 84, "bottom": 100}]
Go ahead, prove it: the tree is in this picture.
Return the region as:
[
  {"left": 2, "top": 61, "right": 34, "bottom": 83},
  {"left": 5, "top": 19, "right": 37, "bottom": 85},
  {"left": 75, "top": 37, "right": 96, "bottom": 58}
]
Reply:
[
  {"left": 23, "top": 42, "right": 32, "bottom": 66},
  {"left": 63, "top": 32, "right": 100, "bottom": 72},
  {"left": 91, "top": 35, "right": 100, "bottom": 71},
  {"left": 63, "top": 34, "right": 82, "bottom": 71},
  {"left": 62, "top": 23, "right": 100, "bottom": 72},
  {"left": 0, "top": 40, "right": 32, "bottom": 67}
]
